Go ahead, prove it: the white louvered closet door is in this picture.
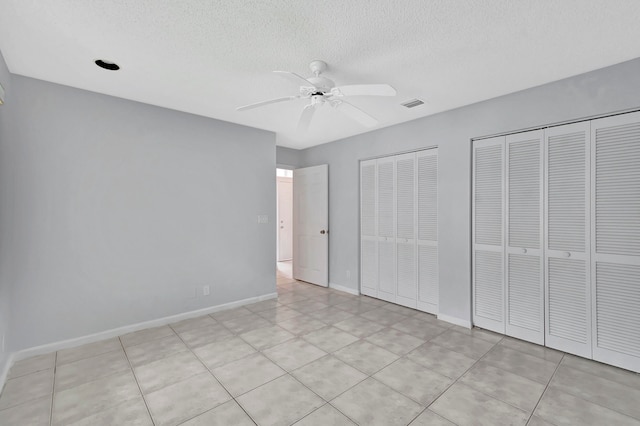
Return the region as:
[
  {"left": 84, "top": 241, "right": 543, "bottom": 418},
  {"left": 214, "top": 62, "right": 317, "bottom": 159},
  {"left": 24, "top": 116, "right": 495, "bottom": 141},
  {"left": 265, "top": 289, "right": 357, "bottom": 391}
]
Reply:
[
  {"left": 417, "top": 149, "right": 438, "bottom": 314},
  {"left": 505, "top": 130, "right": 544, "bottom": 344},
  {"left": 544, "top": 122, "right": 592, "bottom": 358},
  {"left": 395, "top": 153, "right": 417, "bottom": 308},
  {"left": 360, "top": 159, "right": 378, "bottom": 298},
  {"left": 377, "top": 156, "right": 396, "bottom": 302},
  {"left": 473, "top": 136, "right": 505, "bottom": 334},
  {"left": 591, "top": 112, "right": 640, "bottom": 372}
]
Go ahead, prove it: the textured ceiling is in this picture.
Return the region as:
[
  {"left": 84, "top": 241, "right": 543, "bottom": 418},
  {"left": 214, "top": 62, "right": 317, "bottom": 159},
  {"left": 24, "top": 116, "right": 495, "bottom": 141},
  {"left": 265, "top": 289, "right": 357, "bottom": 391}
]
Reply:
[{"left": 1, "top": 1, "right": 640, "bottom": 149}]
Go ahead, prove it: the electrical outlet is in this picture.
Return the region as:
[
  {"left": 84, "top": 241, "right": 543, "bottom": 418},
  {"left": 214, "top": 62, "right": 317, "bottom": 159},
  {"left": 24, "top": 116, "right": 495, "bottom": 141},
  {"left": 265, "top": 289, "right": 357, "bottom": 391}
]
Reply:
[
  {"left": 257, "top": 215, "right": 268, "bottom": 224},
  {"left": 203, "top": 285, "right": 210, "bottom": 296}
]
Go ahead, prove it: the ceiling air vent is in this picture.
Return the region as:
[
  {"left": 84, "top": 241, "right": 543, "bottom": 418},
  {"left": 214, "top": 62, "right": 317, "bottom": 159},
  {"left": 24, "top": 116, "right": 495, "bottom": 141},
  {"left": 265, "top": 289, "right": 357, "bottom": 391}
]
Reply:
[{"left": 401, "top": 99, "right": 424, "bottom": 109}]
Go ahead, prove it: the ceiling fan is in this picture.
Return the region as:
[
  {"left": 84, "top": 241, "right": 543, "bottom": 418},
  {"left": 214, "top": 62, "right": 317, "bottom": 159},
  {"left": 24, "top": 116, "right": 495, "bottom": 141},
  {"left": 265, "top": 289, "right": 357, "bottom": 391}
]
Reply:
[{"left": 237, "top": 60, "right": 397, "bottom": 132}]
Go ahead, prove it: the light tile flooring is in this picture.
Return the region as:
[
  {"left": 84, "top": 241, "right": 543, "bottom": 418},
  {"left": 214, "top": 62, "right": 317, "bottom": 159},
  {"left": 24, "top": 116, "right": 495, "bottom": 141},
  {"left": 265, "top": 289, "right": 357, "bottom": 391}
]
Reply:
[{"left": 1, "top": 263, "right": 640, "bottom": 425}]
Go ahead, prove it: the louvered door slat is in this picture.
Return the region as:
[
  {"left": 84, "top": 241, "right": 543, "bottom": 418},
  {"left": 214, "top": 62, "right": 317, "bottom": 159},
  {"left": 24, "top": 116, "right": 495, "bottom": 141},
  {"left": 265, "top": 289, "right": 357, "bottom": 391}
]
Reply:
[
  {"left": 548, "top": 258, "right": 588, "bottom": 343},
  {"left": 596, "top": 263, "right": 640, "bottom": 357},
  {"left": 473, "top": 136, "right": 505, "bottom": 333},
  {"left": 508, "top": 254, "right": 541, "bottom": 331},
  {"left": 378, "top": 240, "right": 395, "bottom": 301},
  {"left": 378, "top": 160, "right": 395, "bottom": 238},
  {"left": 591, "top": 111, "right": 640, "bottom": 373},
  {"left": 545, "top": 122, "right": 591, "bottom": 358},
  {"left": 418, "top": 153, "right": 438, "bottom": 241},
  {"left": 475, "top": 251, "right": 503, "bottom": 321},
  {"left": 360, "top": 159, "right": 378, "bottom": 297},
  {"left": 417, "top": 149, "right": 438, "bottom": 314},
  {"left": 377, "top": 156, "right": 396, "bottom": 302},
  {"left": 396, "top": 155, "right": 415, "bottom": 240},
  {"left": 361, "top": 162, "right": 376, "bottom": 237},
  {"left": 360, "top": 239, "right": 377, "bottom": 296},
  {"left": 505, "top": 131, "right": 543, "bottom": 344},
  {"left": 396, "top": 153, "right": 416, "bottom": 307},
  {"left": 595, "top": 121, "right": 640, "bottom": 256}
]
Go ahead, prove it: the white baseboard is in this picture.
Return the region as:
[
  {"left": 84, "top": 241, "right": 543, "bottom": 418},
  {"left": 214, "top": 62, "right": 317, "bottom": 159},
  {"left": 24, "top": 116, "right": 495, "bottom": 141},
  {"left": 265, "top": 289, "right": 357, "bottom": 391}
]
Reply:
[
  {"left": 329, "top": 282, "right": 360, "bottom": 296},
  {"left": 0, "top": 352, "right": 15, "bottom": 394},
  {"left": 11, "top": 292, "right": 278, "bottom": 363},
  {"left": 437, "top": 313, "right": 472, "bottom": 329}
]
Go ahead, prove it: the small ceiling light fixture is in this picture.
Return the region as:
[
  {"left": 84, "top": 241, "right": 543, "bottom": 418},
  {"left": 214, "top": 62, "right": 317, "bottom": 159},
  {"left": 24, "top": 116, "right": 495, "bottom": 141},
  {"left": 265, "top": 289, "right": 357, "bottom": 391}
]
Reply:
[{"left": 95, "top": 59, "right": 120, "bottom": 71}]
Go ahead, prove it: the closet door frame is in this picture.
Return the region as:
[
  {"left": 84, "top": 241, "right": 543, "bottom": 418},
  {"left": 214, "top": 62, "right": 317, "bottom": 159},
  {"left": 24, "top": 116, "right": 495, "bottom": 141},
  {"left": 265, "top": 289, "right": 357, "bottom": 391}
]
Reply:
[
  {"left": 544, "top": 121, "right": 592, "bottom": 358},
  {"left": 590, "top": 111, "right": 640, "bottom": 372},
  {"left": 472, "top": 136, "right": 506, "bottom": 334},
  {"left": 505, "top": 130, "right": 544, "bottom": 345}
]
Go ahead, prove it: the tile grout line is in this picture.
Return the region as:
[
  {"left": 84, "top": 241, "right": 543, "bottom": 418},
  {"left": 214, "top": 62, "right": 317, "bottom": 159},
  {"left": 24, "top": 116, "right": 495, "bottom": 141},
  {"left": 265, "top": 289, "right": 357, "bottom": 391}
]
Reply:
[
  {"left": 119, "top": 336, "right": 156, "bottom": 426},
  {"left": 406, "top": 336, "right": 508, "bottom": 426},
  {"left": 211, "top": 314, "right": 339, "bottom": 424},
  {"left": 524, "top": 353, "right": 565, "bottom": 426},
  {"left": 170, "top": 321, "right": 259, "bottom": 426},
  {"left": 49, "top": 351, "right": 57, "bottom": 426},
  {"left": 522, "top": 353, "right": 640, "bottom": 425},
  {"left": 541, "top": 360, "right": 640, "bottom": 424},
  {"left": 276, "top": 284, "right": 459, "bottom": 425},
  {"left": 198, "top": 284, "right": 373, "bottom": 425},
  {"left": 0, "top": 367, "right": 59, "bottom": 413}
]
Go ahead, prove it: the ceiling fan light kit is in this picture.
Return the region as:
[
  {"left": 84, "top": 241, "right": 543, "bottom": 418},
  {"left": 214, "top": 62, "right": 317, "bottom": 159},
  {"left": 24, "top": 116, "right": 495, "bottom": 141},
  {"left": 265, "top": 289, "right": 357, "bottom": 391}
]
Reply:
[{"left": 237, "top": 60, "right": 397, "bottom": 132}]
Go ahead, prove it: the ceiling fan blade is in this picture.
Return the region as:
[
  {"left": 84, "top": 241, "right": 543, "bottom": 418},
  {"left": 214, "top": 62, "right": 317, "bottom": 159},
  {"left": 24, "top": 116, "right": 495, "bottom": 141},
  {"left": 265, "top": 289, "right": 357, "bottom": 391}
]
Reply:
[
  {"left": 273, "top": 71, "right": 315, "bottom": 88},
  {"left": 334, "top": 100, "right": 378, "bottom": 127},
  {"left": 297, "top": 104, "right": 318, "bottom": 133},
  {"left": 331, "top": 84, "right": 397, "bottom": 97},
  {"left": 236, "top": 95, "right": 299, "bottom": 111}
]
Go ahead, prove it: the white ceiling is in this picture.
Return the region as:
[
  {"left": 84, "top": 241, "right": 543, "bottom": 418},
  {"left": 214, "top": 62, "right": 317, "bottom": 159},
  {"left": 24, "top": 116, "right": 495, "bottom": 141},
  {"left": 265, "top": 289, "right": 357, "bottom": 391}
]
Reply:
[{"left": 1, "top": 1, "right": 640, "bottom": 149}]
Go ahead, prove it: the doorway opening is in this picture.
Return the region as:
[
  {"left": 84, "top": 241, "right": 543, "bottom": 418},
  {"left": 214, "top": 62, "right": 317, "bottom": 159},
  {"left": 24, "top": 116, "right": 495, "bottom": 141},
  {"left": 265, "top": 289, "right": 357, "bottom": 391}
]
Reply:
[{"left": 276, "top": 168, "right": 293, "bottom": 282}]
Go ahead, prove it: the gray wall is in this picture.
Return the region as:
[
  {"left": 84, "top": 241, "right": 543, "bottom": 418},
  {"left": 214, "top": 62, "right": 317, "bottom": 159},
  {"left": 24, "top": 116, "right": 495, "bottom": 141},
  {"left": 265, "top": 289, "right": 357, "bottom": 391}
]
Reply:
[
  {"left": 298, "top": 57, "right": 640, "bottom": 325},
  {"left": 276, "top": 146, "right": 302, "bottom": 169},
  {"left": 0, "top": 50, "right": 12, "bottom": 373},
  {"left": 5, "top": 76, "right": 277, "bottom": 351}
]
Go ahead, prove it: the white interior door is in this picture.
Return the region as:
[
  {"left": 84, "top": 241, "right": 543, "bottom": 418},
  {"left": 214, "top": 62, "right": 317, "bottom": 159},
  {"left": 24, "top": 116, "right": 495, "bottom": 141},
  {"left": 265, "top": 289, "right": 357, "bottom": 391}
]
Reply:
[
  {"left": 293, "top": 164, "right": 329, "bottom": 286},
  {"left": 417, "top": 148, "right": 438, "bottom": 314},
  {"left": 473, "top": 136, "right": 506, "bottom": 334},
  {"left": 590, "top": 111, "right": 640, "bottom": 372},
  {"left": 277, "top": 176, "right": 293, "bottom": 261},
  {"left": 544, "top": 122, "right": 592, "bottom": 358},
  {"left": 360, "top": 159, "right": 378, "bottom": 297},
  {"left": 505, "top": 130, "right": 544, "bottom": 345}
]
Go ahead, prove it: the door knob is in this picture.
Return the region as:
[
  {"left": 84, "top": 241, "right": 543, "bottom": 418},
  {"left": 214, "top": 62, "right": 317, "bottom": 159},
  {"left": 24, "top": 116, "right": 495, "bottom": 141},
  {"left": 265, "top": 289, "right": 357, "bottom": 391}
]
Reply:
[{"left": 320, "top": 230, "right": 326, "bottom": 234}]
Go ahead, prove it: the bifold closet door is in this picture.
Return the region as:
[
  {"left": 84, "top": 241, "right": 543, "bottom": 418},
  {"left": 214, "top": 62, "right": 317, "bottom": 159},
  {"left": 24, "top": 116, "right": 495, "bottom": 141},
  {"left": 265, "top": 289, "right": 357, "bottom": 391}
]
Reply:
[
  {"left": 505, "top": 130, "right": 544, "bottom": 344},
  {"left": 591, "top": 112, "right": 640, "bottom": 372},
  {"left": 377, "top": 156, "right": 396, "bottom": 302},
  {"left": 395, "top": 153, "right": 417, "bottom": 308},
  {"left": 544, "top": 122, "right": 592, "bottom": 358},
  {"left": 360, "top": 159, "right": 378, "bottom": 298},
  {"left": 417, "top": 149, "right": 438, "bottom": 314},
  {"left": 473, "top": 136, "right": 505, "bottom": 334}
]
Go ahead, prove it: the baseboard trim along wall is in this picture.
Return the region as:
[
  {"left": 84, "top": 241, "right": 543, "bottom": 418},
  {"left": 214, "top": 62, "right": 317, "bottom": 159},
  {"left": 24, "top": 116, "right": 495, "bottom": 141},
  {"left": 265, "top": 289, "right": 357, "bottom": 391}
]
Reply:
[
  {"left": 329, "top": 282, "right": 360, "bottom": 296},
  {"left": 438, "top": 313, "right": 472, "bottom": 329},
  {"left": 7, "top": 292, "right": 278, "bottom": 369}
]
